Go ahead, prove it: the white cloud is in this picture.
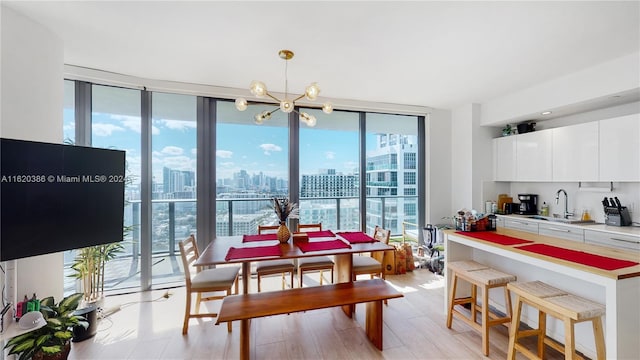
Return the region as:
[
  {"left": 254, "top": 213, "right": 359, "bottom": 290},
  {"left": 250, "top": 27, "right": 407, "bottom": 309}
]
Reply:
[
  {"left": 325, "top": 151, "right": 336, "bottom": 160},
  {"left": 260, "top": 143, "right": 282, "bottom": 155},
  {"left": 111, "top": 114, "right": 142, "bottom": 133},
  {"left": 160, "top": 119, "right": 197, "bottom": 131},
  {"left": 217, "top": 150, "right": 233, "bottom": 158},
  {"left": 151, "top": 125, "right": 160, "bottom": 135},
  {"left": 161, "top": 146, "right": 184, "bottom": 156},
  {"left": 92, "top": 123, "right": 126, "bottom": 136},
  {"left": 191, "top": 148, "right": 197, "bottom": 155},
  {"left": 163, "top": 156, "right": 194, "bottom": 171}
]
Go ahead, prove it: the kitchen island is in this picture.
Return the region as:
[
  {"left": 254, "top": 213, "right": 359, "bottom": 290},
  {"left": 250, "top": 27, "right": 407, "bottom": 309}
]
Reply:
[{"left": 445, "top": 228, "right": 640, "bottom": 359}]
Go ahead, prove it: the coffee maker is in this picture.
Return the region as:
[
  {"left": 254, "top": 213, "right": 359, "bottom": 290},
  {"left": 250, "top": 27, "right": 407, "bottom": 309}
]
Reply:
[{"left": 518, "top": 194, "right": 538, "bottom": 215}]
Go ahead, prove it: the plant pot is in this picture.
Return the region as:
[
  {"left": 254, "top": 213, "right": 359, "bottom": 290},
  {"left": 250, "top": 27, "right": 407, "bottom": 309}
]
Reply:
[
  {"left": 33, "top": 341, "right": 71, "bottom": 360},
  {"left": 277, "top": 223, "right": 290, "bottom": 243}
]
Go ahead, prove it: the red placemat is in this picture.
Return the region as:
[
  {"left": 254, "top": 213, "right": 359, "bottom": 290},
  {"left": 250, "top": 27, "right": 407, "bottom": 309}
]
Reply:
[
  {"left": 336, "top": 231, "right": 377, "bottom": 243},
  {"left": 225, "top": 244, "right": 282, "bottom": 261},
  {"left": 516, "top": 243, "right": 639, "bottom": 271},
  {"left": 297, "top": 240, "right": 351, "bottom": 253},
  {"left": 303, "top": 230, "right": 336, "bottom": 238},
  {"left": 242, "top": 233, "right": 278, "bottom": 242},
  {"left": 455, "top": 231, "right": 534, "bottom": 246}
]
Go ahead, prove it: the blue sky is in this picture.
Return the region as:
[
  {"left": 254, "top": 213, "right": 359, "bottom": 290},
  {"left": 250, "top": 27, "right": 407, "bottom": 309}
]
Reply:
[{"left": 64, "top": 110, "right": 376, "bottom": 184}]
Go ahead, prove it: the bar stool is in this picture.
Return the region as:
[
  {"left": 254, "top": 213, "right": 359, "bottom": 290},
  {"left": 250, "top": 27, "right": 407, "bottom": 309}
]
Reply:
[
  {"left": 446, "top": 260, "right": 516, "bottom": 356},
  {"left": 507, "top": 281, "right": 606, "bottom": 360}
]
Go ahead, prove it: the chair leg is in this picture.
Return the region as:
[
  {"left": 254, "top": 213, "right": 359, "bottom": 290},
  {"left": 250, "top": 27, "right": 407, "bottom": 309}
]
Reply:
[
  {"left": 592, "top": 317, "right": 606, "bottom": 360},
  {"left": 538, "top": 309, "right": 547, "bottom": 358},
  {"left": 257, "top": 273, "right": 262, "bottom": 292},
  {"left": 564, "top": 318, "right": 576, "bottom": 360},
  {"left": 299, "top": 269, "right": 304, "bottom": 288},
  {"left": 446, "top": 274, "right": 458, "bottom": 329},
  {"left": 195, "top": 293, "right": 202, "bottom": 314},
  {"left": 289, "top": 270, "right": 294, "bottom": 289},
  {"left": 182, "top": 291, "right": 191, "bottom": 335},
  {"left": 319, "top": 270, "right": 324, "bottom": 285},
  {"left": 481, "top": 286, "right": 490, "bottom": 356},
  {"left": 226, "top": 288, "right": 232, "bottom": 333},
  {"left": 507, "top": 295, "right": 522, "bottom": 360},
  {"left": 281, "top": 271, "right": 285, "bottom": 290}
]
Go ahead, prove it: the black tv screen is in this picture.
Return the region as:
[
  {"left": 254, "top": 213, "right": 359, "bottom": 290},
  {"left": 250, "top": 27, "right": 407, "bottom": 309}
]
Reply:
[{"left": 0, "top": 138, "right": 126, "bottom": 261}]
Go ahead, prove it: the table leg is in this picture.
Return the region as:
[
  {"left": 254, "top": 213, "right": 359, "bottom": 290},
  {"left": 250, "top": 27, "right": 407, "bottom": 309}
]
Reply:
[
  {"left": 242, "top": 262, "right": 250, "bottom": 295},
  {"left": 365, "top": 300, "right": 384, "bottom": 350},
  {"left": 335, "top": 253, "right": 354, "bottom": 317},
  {"left": 240, "top": 318, "right": 250, "bottom": 360}
]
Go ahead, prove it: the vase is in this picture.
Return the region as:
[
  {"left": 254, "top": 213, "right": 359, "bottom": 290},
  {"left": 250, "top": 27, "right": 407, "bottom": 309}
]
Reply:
[{"left": 277, "top": 223, "right": 290, "bottom": 244}]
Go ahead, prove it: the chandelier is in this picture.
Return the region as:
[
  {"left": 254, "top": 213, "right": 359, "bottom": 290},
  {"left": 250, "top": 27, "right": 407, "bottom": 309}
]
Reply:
[{"left": 234, "top": 49, "right": 333, "bottom": 127}]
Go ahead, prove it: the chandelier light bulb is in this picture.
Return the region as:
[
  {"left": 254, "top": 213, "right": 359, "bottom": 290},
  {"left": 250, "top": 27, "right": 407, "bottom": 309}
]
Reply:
[
  {"left": 235, "top": 98, "right": 248, "bottom": 111},
  {"left": 250, "top": 81, "right": 267, "bottom": 97},
  {"left": 280, "top": 99, "right": 294, "bottom": 113},
  {"left": 254, "top": 113, "right": 263, "bottom": 124},
  {"left": 322, "top": 103, "right": 333, "bottom": 114},
  {"left": 304, "top": 83, "right": 320, "bottom": 101},
  {"left": 306, "top": 114, "right": 317, "bottom": 127}
]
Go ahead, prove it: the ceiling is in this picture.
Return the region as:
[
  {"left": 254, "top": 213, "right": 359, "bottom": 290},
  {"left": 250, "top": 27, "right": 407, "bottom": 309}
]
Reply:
[{"left": 4, "top": 1, "right": 639, "bottom": 112}]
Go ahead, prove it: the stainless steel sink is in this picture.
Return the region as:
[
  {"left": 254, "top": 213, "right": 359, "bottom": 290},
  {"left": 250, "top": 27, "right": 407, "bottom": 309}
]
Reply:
[{"left": 526, "top": 215, "right": 597, "bottom": 224}]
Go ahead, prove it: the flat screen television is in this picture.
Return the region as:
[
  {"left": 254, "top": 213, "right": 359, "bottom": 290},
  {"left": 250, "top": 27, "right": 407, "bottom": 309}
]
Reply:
[{"left": 0, "top": 138, "right": 126, "bottom": 261}]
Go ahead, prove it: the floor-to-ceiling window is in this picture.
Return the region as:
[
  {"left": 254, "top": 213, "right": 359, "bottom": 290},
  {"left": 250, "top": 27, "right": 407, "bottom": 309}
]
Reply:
[
  {"left": 151, "top": 92, "right": 197, "bottom": 286},
  {"left": 63, "top": 78, "right": 424, "bottom": 294},
  {"left": 215, "top": 101, "right": 289, "bottom": 236},
  {"left": 91, "top": 84, "right": 142, "bottom": 291},
  {"left": 365, "top": 113, "right": 419, "bottom": 235},
  {"left": 299, "top": 108, "right": 360, "bottom": 230}
]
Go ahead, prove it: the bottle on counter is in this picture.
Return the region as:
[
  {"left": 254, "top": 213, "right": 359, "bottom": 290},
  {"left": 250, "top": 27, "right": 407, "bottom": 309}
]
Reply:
[{"left": 541, "top": 202, "right": 549, "bottom": 216}]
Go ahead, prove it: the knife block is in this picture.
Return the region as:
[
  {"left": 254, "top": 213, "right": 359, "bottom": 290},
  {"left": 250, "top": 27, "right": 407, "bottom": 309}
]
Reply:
[{"left": 604, "top": 206, "right": 632, "bottom": 226}]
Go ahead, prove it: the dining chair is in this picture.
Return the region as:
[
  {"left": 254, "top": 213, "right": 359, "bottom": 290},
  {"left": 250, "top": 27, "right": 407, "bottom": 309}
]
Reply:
[
  {"left": 179, "top": 234, "right": 240, "bottom": 334},
  {"left": 352, "top": 225, "right": 390, "bottom": 281},
  {"left": 255, "top": 225, "right": 295, "bottom": 292},
  {"left": 297, "top": 223, "right": 335, "bottom": 287}
]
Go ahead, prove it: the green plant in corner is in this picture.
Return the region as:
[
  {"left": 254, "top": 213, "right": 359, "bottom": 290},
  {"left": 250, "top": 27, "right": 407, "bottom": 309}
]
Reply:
[{"left": 4, "top": 293, "right": 88, "bottom": 360}]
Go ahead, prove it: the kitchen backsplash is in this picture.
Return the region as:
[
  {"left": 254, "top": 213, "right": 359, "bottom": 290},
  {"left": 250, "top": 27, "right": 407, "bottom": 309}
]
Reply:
[{"left": 504, "top": 182, "right": 639, "bottom": 224}]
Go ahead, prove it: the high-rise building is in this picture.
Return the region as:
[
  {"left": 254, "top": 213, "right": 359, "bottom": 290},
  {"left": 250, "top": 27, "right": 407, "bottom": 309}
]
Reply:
[
  {"left": 300, "top": 169, "right": 359, "bottom": 198},
  {"left": 365, "top": 134, "right": 418, "bottom": 234}
]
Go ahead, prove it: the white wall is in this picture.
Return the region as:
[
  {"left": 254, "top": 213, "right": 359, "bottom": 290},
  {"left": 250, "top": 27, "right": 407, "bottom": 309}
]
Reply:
[
  {"left": 451, "top": 105, "right": 473, "bottom": 212},
  {"left": 427, "top": 109, "right": 452, "bottom": 226},
  {"left": 1, "top": 5, "right": 65, "bottom": 306}
]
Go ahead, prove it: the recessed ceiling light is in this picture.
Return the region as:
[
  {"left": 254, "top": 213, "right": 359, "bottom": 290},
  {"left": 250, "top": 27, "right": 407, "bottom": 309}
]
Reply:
[{"left": 541, "top": 111, "right": 552, "bottom": 115}]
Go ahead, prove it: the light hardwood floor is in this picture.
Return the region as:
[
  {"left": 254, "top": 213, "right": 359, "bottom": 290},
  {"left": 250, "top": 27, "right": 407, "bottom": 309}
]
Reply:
[{"left": 68, "top": 269, "right": 570, "bottom": 360}]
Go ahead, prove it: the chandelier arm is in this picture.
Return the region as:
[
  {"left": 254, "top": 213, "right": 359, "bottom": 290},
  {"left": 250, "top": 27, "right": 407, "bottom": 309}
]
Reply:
[
  {"left": 265, "top": 93, "right": 281, "bottom": 103},
  {"left": 291, "top": 94, "right": 306, "bottom": 102}
]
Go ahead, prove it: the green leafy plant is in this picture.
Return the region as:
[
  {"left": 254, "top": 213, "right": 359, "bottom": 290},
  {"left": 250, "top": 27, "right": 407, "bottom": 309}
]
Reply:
[
  {"left": 4, "top": 293, "right": 88, "bottom": 360},
  {"left": 69, "top": 242, "right": 125, "bottom": 303}
]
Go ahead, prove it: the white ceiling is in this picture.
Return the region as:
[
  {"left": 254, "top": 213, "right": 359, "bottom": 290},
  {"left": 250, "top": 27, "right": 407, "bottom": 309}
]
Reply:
[{"left": 4, "top": 1, "right": 640, "bottom": 111}]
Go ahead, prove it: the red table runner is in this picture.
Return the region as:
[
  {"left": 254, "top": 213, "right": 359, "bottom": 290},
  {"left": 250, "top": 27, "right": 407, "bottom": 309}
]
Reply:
[
  {"left": 455, "top": 231, "right": 534, "bottom": 246},
  {"left": 242, "top": 233, "right": 278, "bottom": 242},
  {"left": 297, "top": 240, "right": 351, "bottom": 253},
  {"left": 303, "top": 230, "right": 336, "bottom": 238},
  {"left": 516, "top": 243, "right": 639, "bottom": 271},
  {"left": 336, "top": 231, "right": 377, "bottom": 243},
  {"left": 225, "top": 244, "right": 282, "bottom": 261}
]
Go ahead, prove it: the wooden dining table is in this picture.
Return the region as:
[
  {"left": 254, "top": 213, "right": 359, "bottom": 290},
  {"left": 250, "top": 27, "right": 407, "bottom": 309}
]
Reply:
[{"left": 194, "top": 232, "right": 394, "bottom": 317}]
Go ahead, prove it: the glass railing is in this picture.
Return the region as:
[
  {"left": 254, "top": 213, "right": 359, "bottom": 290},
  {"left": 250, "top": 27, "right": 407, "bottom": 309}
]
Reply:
[{"left": 64, "top": 195, "right": 417, "bottom": 294}]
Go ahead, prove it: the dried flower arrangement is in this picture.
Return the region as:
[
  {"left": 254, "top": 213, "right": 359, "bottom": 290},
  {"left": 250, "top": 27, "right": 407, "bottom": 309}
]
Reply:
[{"left": 273, "top": 197, "right": 299, "bottom": 224}]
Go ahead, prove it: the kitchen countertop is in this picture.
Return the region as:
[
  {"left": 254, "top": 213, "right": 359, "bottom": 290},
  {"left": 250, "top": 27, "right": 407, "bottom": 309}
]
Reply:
[{"left": 496, "top": 214, "right": 640, "bottom": 237}]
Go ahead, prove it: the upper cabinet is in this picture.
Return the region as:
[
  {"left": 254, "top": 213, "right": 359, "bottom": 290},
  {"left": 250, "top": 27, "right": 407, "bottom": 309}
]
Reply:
[
  {"left": 493, "top": 136, "right": 516, "bottom": 181},
  {"left": 599, "top": 114, "right": 640, "bottom": 182},
  {"left": 493, "top": 114, "right": 640, "bottom": 183},
  {"left": 515, "top": 129, "right": 553, "bottom": 181},
  {"left": 552, "top": 121, "right": 599, "bottom": 181}
]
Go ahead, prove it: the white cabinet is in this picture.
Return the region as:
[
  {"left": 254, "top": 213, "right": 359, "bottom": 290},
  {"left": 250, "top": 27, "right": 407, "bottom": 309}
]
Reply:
[
  {"left": 516, "top": 129, "right": 553, "bottom": 181},
  {"left": 538, "top": 223, "right": 584, "bottom": 242},
  {"left": 493, "top": 136, "right": 516, "bottom": 181},
  {"left": 503, "top": 218, "right": 538, "bottom": 233},
  {"left": 599, "top": 114, "right": 640, "bottom": 181},
  {"left": 552, "top": 122, "right": 599, "bottom": 181},
  {"left": 584, "top": 230, "right": 640, "bottom": 252}
]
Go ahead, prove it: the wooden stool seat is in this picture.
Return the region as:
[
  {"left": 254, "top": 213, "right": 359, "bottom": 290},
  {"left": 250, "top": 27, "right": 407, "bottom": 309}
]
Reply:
[
  {"left": 507, "top": 281, "right": 606, "bottom": 360},
  {"left": 446, "top": 260, "right": 516, "bottom": 356}
]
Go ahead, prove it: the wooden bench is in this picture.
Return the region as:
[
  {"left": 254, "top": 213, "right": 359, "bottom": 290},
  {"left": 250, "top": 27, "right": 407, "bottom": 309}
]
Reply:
[
  {"left": 216, "top": 278, "right": 403, "bottom": 360},
  {"left": 507, "top": 281, "right": 606, "bottom": 360}
]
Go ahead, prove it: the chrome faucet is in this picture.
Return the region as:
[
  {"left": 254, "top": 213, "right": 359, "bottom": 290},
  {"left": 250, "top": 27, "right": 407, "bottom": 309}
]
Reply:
[{"left": 555, "top": 189, "right": 574, "bottom": 219}]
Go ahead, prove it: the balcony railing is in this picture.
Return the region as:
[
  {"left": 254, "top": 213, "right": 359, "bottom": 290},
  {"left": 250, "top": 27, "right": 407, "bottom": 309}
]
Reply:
[{"left": 64, "top": 195, "right": 417, "bottom": 294}]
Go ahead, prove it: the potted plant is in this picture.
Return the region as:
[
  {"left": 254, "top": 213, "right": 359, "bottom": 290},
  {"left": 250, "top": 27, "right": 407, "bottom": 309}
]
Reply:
[
  {"left": 272, "top": 197, "right": 299, "bottom": 243},
  {"left": 69, "top": 242, "right": 125, "bottom": 306},
  {"left": 4, "top": 293, "right": 88, "bottom": 360}
]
